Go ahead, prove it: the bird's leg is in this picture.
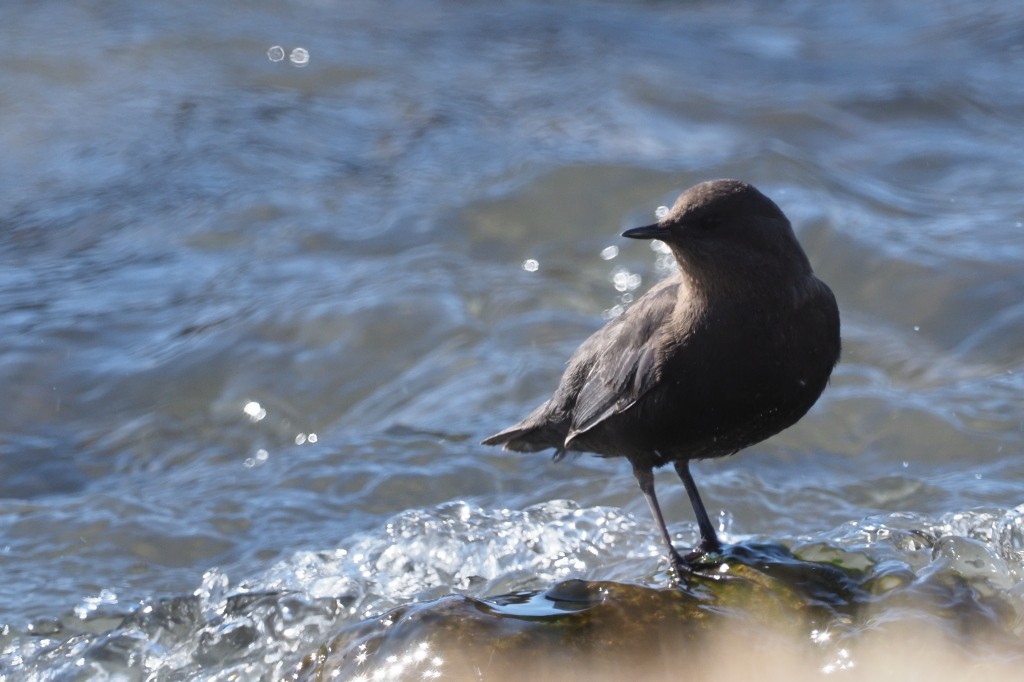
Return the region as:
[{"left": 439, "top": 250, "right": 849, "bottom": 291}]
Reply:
[
  {"left": 673, "top": 460, "right": 722, "bottom": 559},
  {"left": 631, "top": 463, "right": 687, "bottom": 573}
]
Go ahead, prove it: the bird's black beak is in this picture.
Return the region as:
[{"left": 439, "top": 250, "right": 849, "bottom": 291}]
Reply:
[{"left": 621, "top": 223, "right": 666, "bottom": 240}]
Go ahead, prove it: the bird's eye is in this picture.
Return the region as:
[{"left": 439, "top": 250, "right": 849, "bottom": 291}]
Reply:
[{"left": 699, "top": 215, "right": 720, "bottom": 230}]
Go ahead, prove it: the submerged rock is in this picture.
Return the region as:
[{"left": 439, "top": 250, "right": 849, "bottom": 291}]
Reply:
[
  {"left": 294, "top": 541, "right": 1018, "bottom": 680},
  {"left": 6, "top": 510, "right": 1024, "bottom": 680}
]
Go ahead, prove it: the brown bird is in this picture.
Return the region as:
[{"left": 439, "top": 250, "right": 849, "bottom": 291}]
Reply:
[{"left": 482, "top": 179, "right": 840, "bottom": 574}]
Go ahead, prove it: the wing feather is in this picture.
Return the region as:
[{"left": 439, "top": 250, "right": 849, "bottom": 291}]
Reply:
[{"left": 565, "top": 277, "right": 680, "bottom": 441}]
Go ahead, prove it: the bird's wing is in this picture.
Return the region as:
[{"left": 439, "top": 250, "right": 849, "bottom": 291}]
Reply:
[{"left": 565, "top": 278, "right": 680, "bottom": 443}]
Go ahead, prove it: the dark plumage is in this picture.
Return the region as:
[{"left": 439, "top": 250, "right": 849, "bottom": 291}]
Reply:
[{"left": 483, "top": 179, "right": 841, "bottom": 573}]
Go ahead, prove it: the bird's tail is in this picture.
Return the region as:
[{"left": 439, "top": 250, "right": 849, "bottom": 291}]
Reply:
[
  {"left": 481, "top": 421, "right": 569, "bottom": 460},
  {"left": 481, "top": 425, "right": 548, "bottom": 452}
]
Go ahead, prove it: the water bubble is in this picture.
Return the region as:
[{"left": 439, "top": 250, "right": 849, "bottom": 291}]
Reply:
[
  {"left": 522, "top": 259, "right": 539, "bottom": 272},
  {"left": 913, "top": 326, "right": 920, "bottom": 332},
  {"left": 655, "top": 205, "right": 670, "bottom": 220},
  {"left": 267, "top": 46, "right": 285, "bottom": 62},
  {"left": 295, "top": 433, "right": 308, "bottom": 445},
  {"left": 600, "top": 245, "right": 619, "bottom": 260},
  {"left": 290, "top": 47, "right": 310, "bottom": 66}
]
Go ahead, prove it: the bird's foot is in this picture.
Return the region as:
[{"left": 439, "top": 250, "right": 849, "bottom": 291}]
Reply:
[
  {"left": 668, "top": 550, "right": 710, "bottom": 578},
  {"left": 683, "top": 536, "right": 722, "bottom": 563},
  {"left": 668, "top": 550, "right": 692, "bottom": 579},
  {"left": 668, "top": 538, "right": 724, "bottom": 579}
]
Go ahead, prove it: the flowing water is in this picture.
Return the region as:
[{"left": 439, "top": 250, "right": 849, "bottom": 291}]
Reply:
[{"left": 2, "top": 1, "right": 1023, "bottom": 679}]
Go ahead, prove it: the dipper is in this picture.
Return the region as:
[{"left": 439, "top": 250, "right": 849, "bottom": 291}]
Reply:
[{"left": 483, "top": 179, "right": 840, "bottom": 573}]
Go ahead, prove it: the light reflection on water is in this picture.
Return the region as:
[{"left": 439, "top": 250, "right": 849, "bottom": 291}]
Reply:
[
  {"left": 1, "top": 0, "right": 1023, "bottom": 678},
  {"left": 5, "top": 500, "right": 1024, "bottom": 679}
]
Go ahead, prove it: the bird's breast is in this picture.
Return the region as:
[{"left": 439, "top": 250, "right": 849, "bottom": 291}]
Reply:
[{"left": 627, "top": 293, "right": 837, "bottom": 459}]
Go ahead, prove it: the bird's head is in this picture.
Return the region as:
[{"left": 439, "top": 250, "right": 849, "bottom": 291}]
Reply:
[{"left": 622, "top": 179, "right": 812, "bottom": 284}]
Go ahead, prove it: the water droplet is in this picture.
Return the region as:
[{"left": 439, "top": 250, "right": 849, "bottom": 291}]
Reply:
[
  {"left": 602, "top": 304, "right": 624, "bottom": 319},
  {"left": 73, "top": 588, "right": 119, "bottom": 619},
  {"left": 289, "top": 47, "right": 310, "bottom": 66},
  {"left": 267, "top": 45, "right": 285, "bottom": 62},
  {"left": 612, "top": 268, "right": 641, "bottom": 293},
  {"left": 243, "top": 400, "right": 267, "bottom": 422},
  {"left": 25, "top": 618, "right": 61, "bottom": 636},
  {"left": 650, "top": 239, "right": 671, "bottom": 254},
  {"left": 600, "top": 245, "right": 619, "bottom": 260},
  {"left": 244, "top": 450, "right": 269, "bottom": 468},
  {"left": 522, "top": 259, "right": 539, "bottom": 272}
]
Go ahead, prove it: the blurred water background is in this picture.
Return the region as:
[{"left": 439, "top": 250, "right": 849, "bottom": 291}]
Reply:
[{"left": 2, "top": 0, "right": 1023, "bottom": 679}]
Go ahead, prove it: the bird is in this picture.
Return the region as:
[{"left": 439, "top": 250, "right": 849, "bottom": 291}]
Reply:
[{"left": 482, "top": 179, "right": 840, "bottom": 574}]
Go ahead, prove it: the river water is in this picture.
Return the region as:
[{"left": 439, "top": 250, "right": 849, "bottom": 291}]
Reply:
[{"left": 2, "top": 1, "right": 1023, "bottom": 680}]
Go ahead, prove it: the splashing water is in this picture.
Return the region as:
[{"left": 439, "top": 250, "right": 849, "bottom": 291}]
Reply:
[{"left": 4, "top": 501, "right": 1024, "bottom": 680}]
